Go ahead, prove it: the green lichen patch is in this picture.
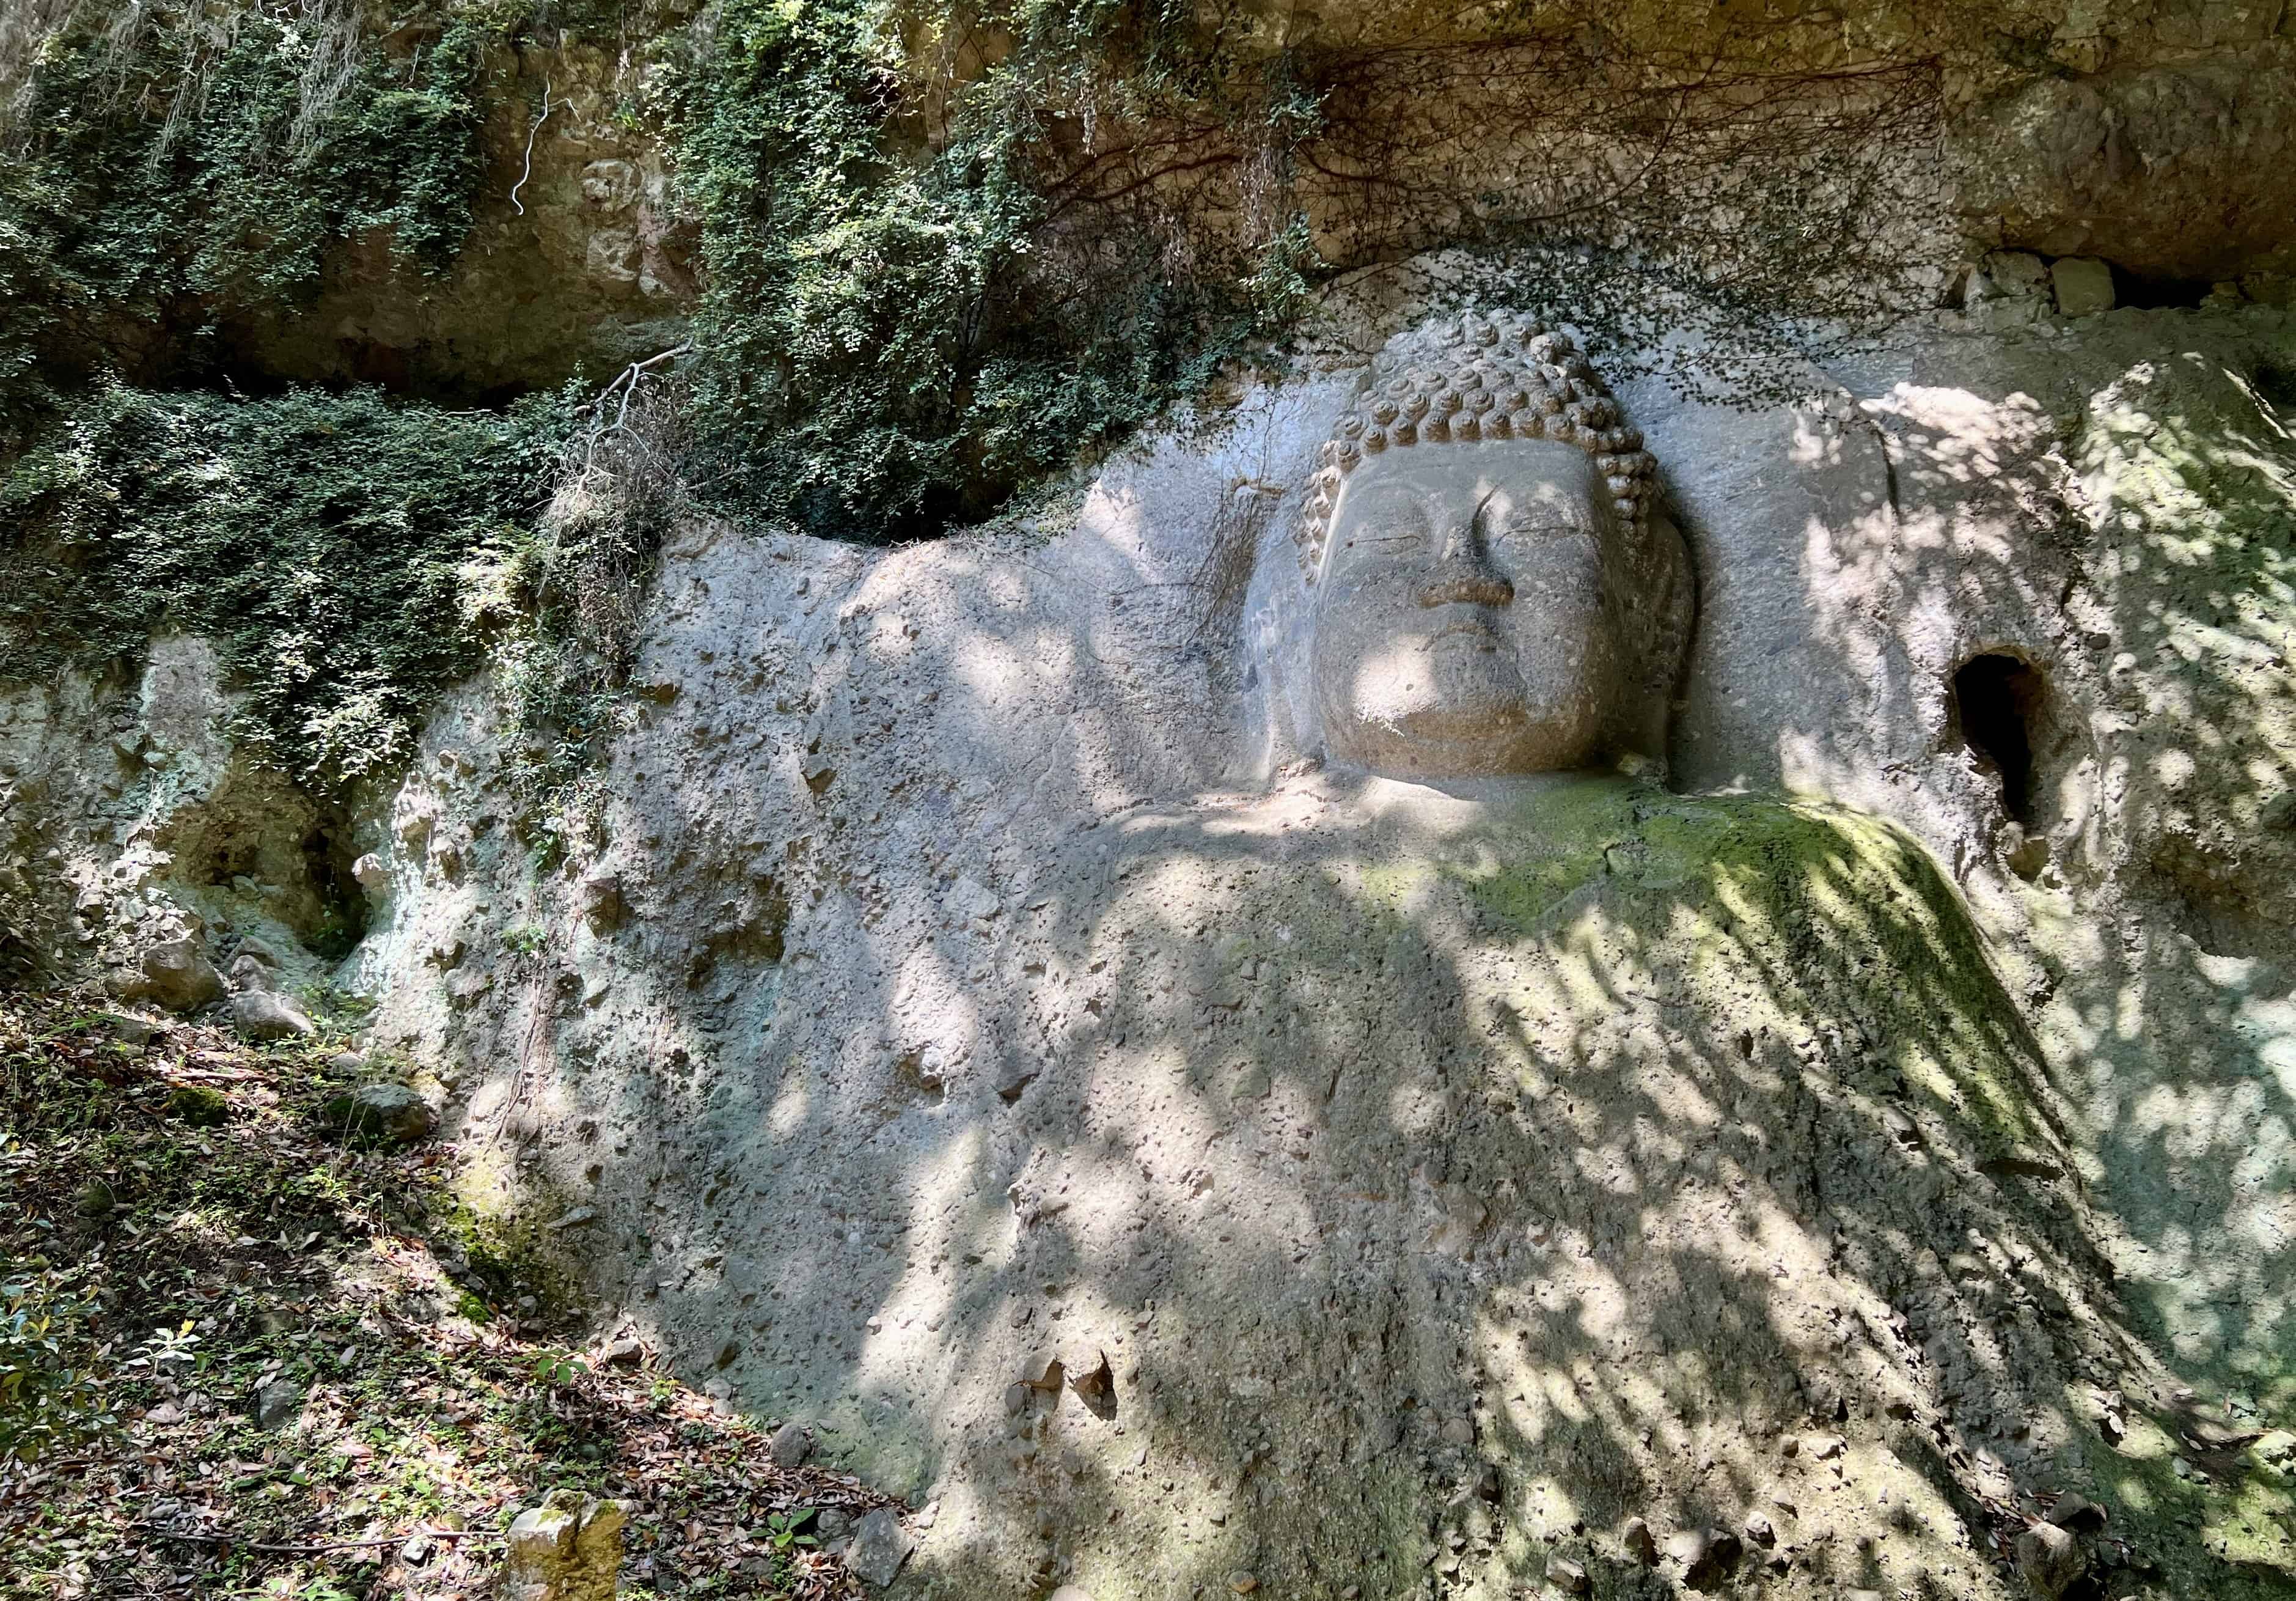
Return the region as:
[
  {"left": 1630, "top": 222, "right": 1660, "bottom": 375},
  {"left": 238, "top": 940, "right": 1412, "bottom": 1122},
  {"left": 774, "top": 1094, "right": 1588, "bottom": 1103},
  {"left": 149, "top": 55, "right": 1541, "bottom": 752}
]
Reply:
[{"left": 1431, "top": 791, "right": 2050, "bottom": 1159}]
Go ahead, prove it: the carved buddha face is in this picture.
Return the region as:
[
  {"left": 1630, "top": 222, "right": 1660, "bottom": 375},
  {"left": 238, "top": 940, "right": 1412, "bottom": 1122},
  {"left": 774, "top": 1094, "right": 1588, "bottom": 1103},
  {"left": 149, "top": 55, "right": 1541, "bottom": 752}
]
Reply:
[{"left": 1310, "top": 439, "right": 1641, "bottom": 778}]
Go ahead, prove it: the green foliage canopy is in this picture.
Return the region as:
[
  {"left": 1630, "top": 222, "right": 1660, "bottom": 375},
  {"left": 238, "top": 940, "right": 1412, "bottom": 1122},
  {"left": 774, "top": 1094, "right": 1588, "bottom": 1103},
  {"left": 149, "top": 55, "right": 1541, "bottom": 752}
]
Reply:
[{"left": 0, "top": 2, "right": 508, "bottom": 408}]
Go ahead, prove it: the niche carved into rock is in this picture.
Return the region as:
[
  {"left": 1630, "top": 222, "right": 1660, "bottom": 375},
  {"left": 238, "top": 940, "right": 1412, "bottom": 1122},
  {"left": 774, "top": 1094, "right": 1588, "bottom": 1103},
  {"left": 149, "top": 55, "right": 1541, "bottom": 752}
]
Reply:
[{"left": 1952, "top": 652, "right": 2045, "bottom": 826}]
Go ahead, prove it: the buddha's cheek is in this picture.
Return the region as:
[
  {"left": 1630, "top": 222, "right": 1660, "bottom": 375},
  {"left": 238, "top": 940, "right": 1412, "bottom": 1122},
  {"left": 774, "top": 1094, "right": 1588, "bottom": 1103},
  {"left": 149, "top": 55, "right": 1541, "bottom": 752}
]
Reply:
[
  {"left": 1500, "top": 551, "right": 1610, "bottom": 708},
  {"left": 1338, "top": 639, "right": 1447, "bottom": 726},
  {"left": 1505, "top": 611, "right": 1622, "bottom": 736}
]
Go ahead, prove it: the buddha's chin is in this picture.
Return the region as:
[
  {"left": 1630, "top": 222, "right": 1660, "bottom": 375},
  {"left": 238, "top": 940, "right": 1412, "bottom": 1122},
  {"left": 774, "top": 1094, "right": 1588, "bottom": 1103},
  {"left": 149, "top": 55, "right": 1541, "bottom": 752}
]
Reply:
[
  {"left": 1326, "top": 664, "right": 1607, "bottom": 776},
  {"left": 1315, "top": 632, "right": 1616, "bottom": 776}
]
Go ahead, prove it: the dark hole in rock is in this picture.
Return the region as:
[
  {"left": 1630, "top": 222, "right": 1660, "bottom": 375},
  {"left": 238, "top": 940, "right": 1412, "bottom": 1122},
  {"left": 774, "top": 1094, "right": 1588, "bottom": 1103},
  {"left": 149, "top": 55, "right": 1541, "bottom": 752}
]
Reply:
[
  {"left": 1954, "top": 652, "right": 2044, "bottom": 825},
  {"left": 2111, "top": 267, "right": 2215, "bottom": 309},
  {"left": 302, "top": 822, "right": 370, "bottom": 960},
  {"left": 2253, "top": 358, "right": 2296, "bottom": 417}
]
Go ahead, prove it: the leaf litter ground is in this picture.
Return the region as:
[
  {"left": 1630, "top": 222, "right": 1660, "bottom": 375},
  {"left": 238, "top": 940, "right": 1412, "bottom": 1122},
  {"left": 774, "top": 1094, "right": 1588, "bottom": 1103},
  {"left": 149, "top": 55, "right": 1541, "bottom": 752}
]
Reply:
[{"left": 0, "top": 989, "right": 900, "bottom": 1600}]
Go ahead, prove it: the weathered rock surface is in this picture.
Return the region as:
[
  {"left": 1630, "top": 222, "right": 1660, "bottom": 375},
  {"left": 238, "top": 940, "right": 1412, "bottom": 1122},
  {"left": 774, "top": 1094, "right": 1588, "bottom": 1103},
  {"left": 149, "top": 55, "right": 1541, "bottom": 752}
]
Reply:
[
  {"left": 1953, "top": 49, "right": 2296, "bottom": 284},
  {"left": 501, "top": 1489, "right": 625, "bottom": 1601},
  {"left": 230, "top": 988, "right": 316, "bottom": 1041},
  {"left": 114, "top": 938, "right": 222, "bottom": 1012},
  {"left": 769, "top": 1420, "right": 813, "bottom": 1468},
  {"left": 319, "top": 1081, "right": 437, "bottom": 1147},
  {"left": 848, "top": 1508, "right": 914, "bottom": 1589},
  {"left": 11, "top": 281, "right": 2296, "bottom": 1599}
]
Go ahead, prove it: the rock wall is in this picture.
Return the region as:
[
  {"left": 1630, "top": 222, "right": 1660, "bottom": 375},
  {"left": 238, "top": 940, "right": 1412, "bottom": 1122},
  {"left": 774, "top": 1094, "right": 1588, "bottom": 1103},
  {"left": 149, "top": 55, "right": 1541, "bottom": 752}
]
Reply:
[
  {"left": 13, "top": 282, "right": 2296, "bottom": 1595},
  {"left": 32, "top": 0, "right": 2292, "bottom": 402}
]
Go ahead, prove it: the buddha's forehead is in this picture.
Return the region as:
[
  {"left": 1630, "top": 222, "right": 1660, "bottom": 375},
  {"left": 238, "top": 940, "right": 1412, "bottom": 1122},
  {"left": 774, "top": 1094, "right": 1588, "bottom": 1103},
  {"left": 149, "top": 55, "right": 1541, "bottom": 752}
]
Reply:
[{"left": 1332, "top": 440, "right": 1603, "bottom": 520}]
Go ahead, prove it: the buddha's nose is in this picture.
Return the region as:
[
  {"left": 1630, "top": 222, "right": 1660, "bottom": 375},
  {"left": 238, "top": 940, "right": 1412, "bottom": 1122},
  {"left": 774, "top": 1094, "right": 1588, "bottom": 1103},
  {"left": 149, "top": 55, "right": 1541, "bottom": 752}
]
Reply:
[{"left": 1418, "top": 521, "right": 1514, "bottom": 608}]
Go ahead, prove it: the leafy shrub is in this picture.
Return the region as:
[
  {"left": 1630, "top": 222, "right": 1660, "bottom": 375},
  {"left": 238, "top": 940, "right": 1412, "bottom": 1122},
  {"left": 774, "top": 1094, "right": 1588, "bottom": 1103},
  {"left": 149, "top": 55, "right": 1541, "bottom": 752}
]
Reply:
[
  {"left": 0, "top": 1, "right": 518, "bottom": 421},
  {"left": 0, "top": 1259, "right": 112, "bottom": 1463},
  {"left": 656, "top": 0, "right": 1310, "bottom": 537}
]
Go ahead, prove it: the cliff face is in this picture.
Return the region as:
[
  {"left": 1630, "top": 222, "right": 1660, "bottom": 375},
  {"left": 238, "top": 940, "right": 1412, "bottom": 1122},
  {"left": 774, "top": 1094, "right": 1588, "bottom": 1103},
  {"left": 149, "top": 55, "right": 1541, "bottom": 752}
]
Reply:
[
  {"left": 8, "top": 1, "right": 2295, "bottom": 408},
  {"left": 7, "top": 2, "right": 2296, "bottom": 1596},
  {"left": 15, "top": 279, "right": 2296, "bottom": 1594}
]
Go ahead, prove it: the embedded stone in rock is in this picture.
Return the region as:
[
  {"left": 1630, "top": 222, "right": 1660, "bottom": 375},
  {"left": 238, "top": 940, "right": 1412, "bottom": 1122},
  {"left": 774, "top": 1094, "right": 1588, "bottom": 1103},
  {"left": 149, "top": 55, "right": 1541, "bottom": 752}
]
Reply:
[
  {"left": 1965, "top": 254, "right": 2051, "bottom": 329},
  {"left": 578, "top": 871, "right": 625, "bottom": 932},
  {"left": 320, "top": 1082, "right": 436, "bottom": 1146},
  {"left": 1547, "top": 1556, "right": 1588, "bottom": 1593},
  {"left": 253, "top": 1378, "right": 303, "bottom": 1431},
  {"left": 118, "top": 938, "right": 222, "bottom": 1012},
  {"left": 1623, "top": 1517, "right": 1659, "bottom": 1566},
  {"left": 2051, "top": 256, "right": 2115, "bottom": 317},
  {"left": 2004, "top": 825, "right": 2050, "bottom": 882},
  {"left": 230, "top": 988, "right": 316, "bottom": 1040},
  {"left": 1019, "top": 1354, "right": 1065, "bottom": 1393},
  {"left": 228, "top": 954, "right": 273, "bottom": 990},
  {"left": 848, "top": 1508, "right": 914, "bottom": 1589},
  {"left": 770, "top": 1420, "right": 813, "bottom": 1467},
  {"left": 1668, "top": 1528, "right": 1742, "bottom": 1589},
  {"left": 101, "top": 1012, "right": 160, "bottom": 1047},
  {"left": 1985, "top": 250, "right": 2048, "bottom": 297},
  {"left": 2014, "top": 1520, "right": 2086, "bottom": 1597},
  {"left": 1068, "top": 1349, "right": 1116, "bottom": 1418},
  {"left": 326, "top": 1050, "right": 367, "bottom": 1079},
  {"left": 352, "top": 853, "right": 389, "bottom": 896},
  {"left": 502, "top": 1489, "right": 626, "bottom": 1601},
  {"left": 2049, "top": 1492, "right": 2107, "bottom": 1532}
]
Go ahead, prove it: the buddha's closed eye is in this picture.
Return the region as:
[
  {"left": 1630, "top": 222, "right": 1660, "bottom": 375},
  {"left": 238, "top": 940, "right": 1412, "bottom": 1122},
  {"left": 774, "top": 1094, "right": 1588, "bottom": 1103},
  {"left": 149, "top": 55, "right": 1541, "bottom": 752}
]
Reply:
[{"left": 1489, "top": 515, "right": 1590, "bottom": 540}]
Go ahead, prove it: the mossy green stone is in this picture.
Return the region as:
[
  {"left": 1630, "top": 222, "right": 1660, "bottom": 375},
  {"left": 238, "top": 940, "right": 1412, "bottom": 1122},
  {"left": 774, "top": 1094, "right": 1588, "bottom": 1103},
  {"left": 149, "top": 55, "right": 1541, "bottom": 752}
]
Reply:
[{"left": 161, "top": 1084, "right": 230, "bottom": 1127}]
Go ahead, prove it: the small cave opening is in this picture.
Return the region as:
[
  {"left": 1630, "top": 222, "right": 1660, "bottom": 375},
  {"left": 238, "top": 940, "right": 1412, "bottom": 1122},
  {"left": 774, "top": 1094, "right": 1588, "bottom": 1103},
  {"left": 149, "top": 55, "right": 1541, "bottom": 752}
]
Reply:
[
  {"left": 1953, "top": 652, "right": 2045, "bottom": 825},
  {"left": 2110, "top": 267, "right": 2217, "bottom": 310},
  {"left": 301, "top": 822, "right": 372, "bottom": 961},
  {"left": 2253, "top": 356, "right": 2296, "bottom": 417}
]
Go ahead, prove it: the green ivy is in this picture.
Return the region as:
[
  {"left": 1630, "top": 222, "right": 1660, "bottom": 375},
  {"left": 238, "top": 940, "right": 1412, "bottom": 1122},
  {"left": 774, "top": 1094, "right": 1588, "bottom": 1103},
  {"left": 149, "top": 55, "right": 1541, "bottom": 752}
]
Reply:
[
  {"left": 0, "top": 2, "right": 519, "bottom": 420},
  {"left": 659, "top": 0, "right": 1313, "bottom": 536},
  {"left": 0, "top": 382, "right": 568, "bottom": 789}
]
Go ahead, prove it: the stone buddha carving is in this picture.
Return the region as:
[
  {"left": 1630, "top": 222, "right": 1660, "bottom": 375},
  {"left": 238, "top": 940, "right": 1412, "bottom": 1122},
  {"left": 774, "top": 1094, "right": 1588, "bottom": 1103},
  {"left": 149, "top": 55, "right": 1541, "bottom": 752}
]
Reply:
[{"left": 1297, "top": 315, "right": 1693, "bottom": 778}]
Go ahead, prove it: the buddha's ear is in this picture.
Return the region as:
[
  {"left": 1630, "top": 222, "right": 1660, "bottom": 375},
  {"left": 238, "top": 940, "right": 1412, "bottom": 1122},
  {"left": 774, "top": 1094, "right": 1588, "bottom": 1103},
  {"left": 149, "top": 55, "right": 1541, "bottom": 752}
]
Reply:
[{"left": 1637, "top": 508, "right": 1697, "bottom": 700}]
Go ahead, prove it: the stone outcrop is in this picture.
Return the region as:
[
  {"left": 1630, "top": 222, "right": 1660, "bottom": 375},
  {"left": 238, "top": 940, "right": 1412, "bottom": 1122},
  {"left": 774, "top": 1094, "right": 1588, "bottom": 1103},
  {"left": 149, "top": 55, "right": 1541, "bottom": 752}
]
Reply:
[
  {"left": 501, "top": 1490, "right": 625, "bottom": 1601},
  {"left": 230, "top": 988, "right": 317, "bottom": 1041},
  {"left": 9, "top": 278, "right": 2296, "bottom": 1596},
  {"left": 112, "top": 937, "right": 222, "bottom": 1012},
  {"left": 318, "top": 1081, "right": 438, "bottom": 1147},
  {"left": 1952, "top": 49, "right": 2296, "bottom": 286}
]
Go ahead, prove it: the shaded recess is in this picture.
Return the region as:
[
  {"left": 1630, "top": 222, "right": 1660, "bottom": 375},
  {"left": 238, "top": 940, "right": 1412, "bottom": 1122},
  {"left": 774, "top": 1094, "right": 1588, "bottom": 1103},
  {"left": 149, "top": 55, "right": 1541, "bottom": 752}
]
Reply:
[
  {"left": 149, "top": 764, "right": 372, "bottom": 954},
  {"left": 1953, "top": 652, "right": 2045, "bottom": 825}
]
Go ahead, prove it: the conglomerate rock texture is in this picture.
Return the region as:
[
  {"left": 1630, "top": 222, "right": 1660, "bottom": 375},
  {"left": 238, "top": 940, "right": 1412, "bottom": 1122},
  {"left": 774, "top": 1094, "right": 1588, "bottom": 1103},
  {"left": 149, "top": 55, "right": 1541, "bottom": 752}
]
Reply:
[{"left": 15, "top": 271, "right": 2296, "bottom": 1595}]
